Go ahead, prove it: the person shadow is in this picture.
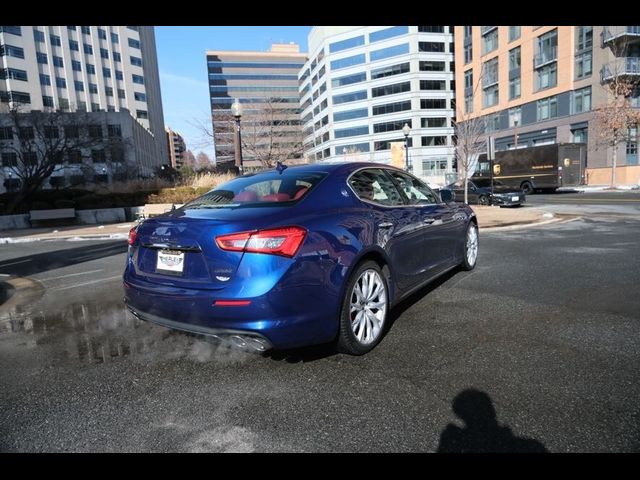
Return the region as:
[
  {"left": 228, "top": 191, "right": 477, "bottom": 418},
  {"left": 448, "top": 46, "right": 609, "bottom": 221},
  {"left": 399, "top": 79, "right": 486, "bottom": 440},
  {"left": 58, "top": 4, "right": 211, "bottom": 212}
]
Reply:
[{"left": 437, "top": 388, "right": 548, "bottom": 453}]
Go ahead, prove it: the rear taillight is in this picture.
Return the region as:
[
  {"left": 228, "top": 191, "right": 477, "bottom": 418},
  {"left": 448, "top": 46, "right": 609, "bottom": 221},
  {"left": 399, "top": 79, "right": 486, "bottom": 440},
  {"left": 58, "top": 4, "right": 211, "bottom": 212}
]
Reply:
[
  {"left": 215, "top": 226, "right": 307, "bottom": 258},
  {"left": 127, "top": 227, "right": 138, "bottom": 246}
]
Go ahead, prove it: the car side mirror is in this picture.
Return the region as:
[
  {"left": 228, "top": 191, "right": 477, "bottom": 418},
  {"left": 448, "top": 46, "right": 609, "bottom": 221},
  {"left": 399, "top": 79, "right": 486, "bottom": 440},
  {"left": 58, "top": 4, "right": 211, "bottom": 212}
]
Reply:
[{"left": 440, "top": 189, "right": 454, "bottom": 203}]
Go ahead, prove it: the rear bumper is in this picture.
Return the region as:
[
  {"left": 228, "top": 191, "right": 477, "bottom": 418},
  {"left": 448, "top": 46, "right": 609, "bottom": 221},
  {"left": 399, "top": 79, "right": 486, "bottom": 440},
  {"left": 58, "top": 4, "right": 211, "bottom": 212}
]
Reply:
[
  {"left": 125, "top": 300, "right": 273, "bottom": 351},
  {"left": 122, "top": 273, "right": 340, "bottom": 350}
]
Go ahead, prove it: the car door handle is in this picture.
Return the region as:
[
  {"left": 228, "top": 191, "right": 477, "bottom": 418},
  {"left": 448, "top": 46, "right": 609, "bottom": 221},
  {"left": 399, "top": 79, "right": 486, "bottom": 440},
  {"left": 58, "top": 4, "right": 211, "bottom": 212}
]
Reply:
[{"left": 378, "top": 222, "right": 394, "bottom": 228}]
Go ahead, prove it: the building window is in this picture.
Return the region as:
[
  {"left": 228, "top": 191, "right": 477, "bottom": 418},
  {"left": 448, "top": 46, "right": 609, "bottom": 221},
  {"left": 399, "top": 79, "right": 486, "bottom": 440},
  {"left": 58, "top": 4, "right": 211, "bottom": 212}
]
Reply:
[
  {"left": 132, "top": 74, "right": 144, "bottom": 85},
  {"left": 86, "top": 64, "right": 96, "bottom": 75},
  {"left": 421, "top": 99, "right": 447, "bottom": 109},
  {"left": 335, "top": 143, "right": 370, "bottom": 155},
  {"left": 371, "top": 62, "right": 410, "bottom": 80},
  {"left": 571, "top": 86, "right": 592, "bottom": 114},
  {"left": 98, "top": 28, "right": 107, "bottom": 40},
  {"left": 105, "top": 86, "right": 114, "bottom": 97},
  {"left": 374, "top": 138, "right": 413, "bottom": 150},
  {"left": 118, "top": 89, "right": 126, "bottom": 99},
  {"left": 130, "top": 56, "right": 142, "bottom": 67},
  {"left": 333, "top": 108, "right": 368, "bottom": 122},
  {"left": 83, "top": 43, "right": 93, "bottom": 55},
  {"left": 335, "top": 125, "right": 369, "bottom": 138},
  {"left": 0, "top": 44, "right": 25, "bottom": 59},
  {"left": 422, "top": 136, "right": 448, "bottom": 146},
  {"left": 535, "top": 62, "right": 557, "bottom": 91},
  {"left": 373, "top": 119, "right": 412, "bottom": 134},
  {"left": 91, "top": 149, "right": 106, "bottom": 163},
  {"left": 111, "top": 32, "right": 119, "bottom": 43},
  {"left": 508, "top": 107, "right": 522, "bottom": 127},
  {"left": 0, "top": 127, "right": 13, "bottom": 140},
  {"left": 420, "top": 80, "right": 446, "bottom": 91},
  {"left": 509, "top": 26, "right": 521, "bottom": 42},
  {"left": 575, "top": 26, "right": 593, "bottom": 80},
  {"left": 113, "top": 52, "right": 121, "bottom": 62},
  {"left": 509, "top": 47, "right": 521, "bottom": 72},
  {"left": 332, "top": 72, "right": 367, "bottom": 88},
  {"left": 2, "top": 152, "right": 18, "bottom": 167},
  {"left": 134, "top": 92, "right": 146, "bottom": 102},
  {"left": 464, "top": 69, "right": 473, "bottom": 113},
  {"left": 128, "top": 38, "right": 141, "bottom": 49},
  {"left": 69, "top": 40, "right": 79, "bottom": 51},
  {"left": 103, "top": 67, "right": 111, "bottom": 78},
  {"left": 330, "top": 53, "right": 366, "bottom": 71},
  {"left": 419, "top": 26, "right": 444, "bottom": 33},
  {"left": 136, "top": 110, "right": 148, "bottom": 119},
  {"left": 419, "top": 42, "right": 445, "bottom": 53},
  {"left": 100, "top": 48, "right": 109, "bottom": 59},
  {"left": 0, "top": 26, "right": 22, "bottom": 36},
  {"left": 33, "top": 30, "right": 45, "bottom": 42},
  {"left": 464, "top": 44, "right": 472, "bottom": 65},
  {"left": 115, "top": 70, "right": 123, "bottom": 81},
  {"left": 572, "top": 127, "right": 588, "bottom": 144},
  {"left": 372, "top": 100, "right": 411, "bottom": 116},
  {"left": 55, "top": 77, "right": 66, "bottom": 89},
  {"left": 534, "top": 28, "right": 558, "bottom": 68},
  {"left": 88, "top": 125, "right": 103, "bottom": 139},
  {"left": 333, "top": 90, "right": 368, "bottom": 105},
  {"left": 483, "top": 84, "right": 499, "bottom": 108},
  {"left": 537, "top": 96, "right": 558, "bottom": 121},
  {"left": 89, "top": 83, "right": 98, "bottom": 94},
  {"left": 421, "top": 117, "right": 448, "bottom": 128},
  {"left": 52, "top": 56, "right": 64, "bottom": 68},
  {"left": 72, "top": 60, "right": 82, "bottom": 72},
  {"left": 371, "top": 81, "right": 410, "bottom": 98},
  {"left": 108, "top": 124, "right": 122, "bottom": 137},
  {"left": 370, "top": 43, "right": 409, "bottom": 62},
  {"left": 0, "top": 68, "right": 27, "bottom": 81},
  {"left": 49, "top": 34, "right": 62, "bottom": 46},
  {"left": 482, "top": 29, "right": 498, "bottom": 55},
  {"left": 369, "top": 26, "right": 408, "bottom": 43},
  {"left": 81, "top": 26, "right": 91, "bottom": 35},
  {"left": 329, "top": 35, "right": 364, "bottom": 53},
  {"left": 509, "top": 77, "right": 521, "bottom": 100},
  {"left": 419, "top": 61, "right": 445, "bottom": 72},
  {"left": 36, "top": 52, "right": 48, "bottom": 64},
  {"left": 59, "top": 98, "right": 69, "bottom": 111}
]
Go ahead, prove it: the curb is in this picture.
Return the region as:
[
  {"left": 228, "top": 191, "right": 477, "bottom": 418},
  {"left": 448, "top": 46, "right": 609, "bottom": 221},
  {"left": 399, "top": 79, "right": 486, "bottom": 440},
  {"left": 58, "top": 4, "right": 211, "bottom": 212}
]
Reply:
[{"left": 481, "top": 215, "right": 581, "bottom": 232}]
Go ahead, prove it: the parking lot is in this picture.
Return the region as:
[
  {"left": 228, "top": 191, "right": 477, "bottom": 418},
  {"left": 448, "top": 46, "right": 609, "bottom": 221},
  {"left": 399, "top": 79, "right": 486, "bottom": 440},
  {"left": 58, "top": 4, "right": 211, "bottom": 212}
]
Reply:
[{"left": 1, "top": 197, "right": 639, "bottom": 452}]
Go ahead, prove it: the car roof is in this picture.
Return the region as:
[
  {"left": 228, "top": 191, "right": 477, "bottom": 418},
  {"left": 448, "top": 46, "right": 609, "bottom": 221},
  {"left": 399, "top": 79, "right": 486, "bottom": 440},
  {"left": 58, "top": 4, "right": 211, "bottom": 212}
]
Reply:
[{"left": 247, "top": 161, "right": 405, "bottom": 177}]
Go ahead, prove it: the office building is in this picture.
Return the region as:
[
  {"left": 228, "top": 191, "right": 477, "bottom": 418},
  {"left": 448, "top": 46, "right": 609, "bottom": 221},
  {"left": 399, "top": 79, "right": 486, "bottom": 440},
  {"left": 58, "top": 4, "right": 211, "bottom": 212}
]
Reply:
[
  {"left": 206, "top": 43, "right": 306, "bottom": 168},
  {"left": 300, "top": 26, "right": 456, "bottom": 185},
  {"left": 166, "top": 127, "right": 186, "bottom": 169},
  {"left": 0, "top": 25, "right": 168, "bottom": 192},
  {"left": 454, "top": 26, "right": 640, "bottom": 185}
]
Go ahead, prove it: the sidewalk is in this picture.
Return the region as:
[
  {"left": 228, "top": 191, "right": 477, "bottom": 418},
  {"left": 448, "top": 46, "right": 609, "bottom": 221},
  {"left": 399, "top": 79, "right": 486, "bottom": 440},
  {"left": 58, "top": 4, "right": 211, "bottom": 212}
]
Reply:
[{"left": 0, "top": 205, "right": 560, "bottom": 243}]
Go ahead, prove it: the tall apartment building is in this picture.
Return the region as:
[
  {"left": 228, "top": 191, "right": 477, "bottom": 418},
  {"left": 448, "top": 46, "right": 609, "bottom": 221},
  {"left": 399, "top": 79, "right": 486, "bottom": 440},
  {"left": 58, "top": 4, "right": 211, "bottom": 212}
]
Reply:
[
  {"left": 165, "top": 127, "right": 186, "bottom": 169},
  {"left": 300, "top": 26, "right": 456, "bottom": 184},
  {"left": 206, "top": 43, "right": 306, "bottom": 168},
  {"left": 454, "top": 26, "right": 640, "bottom": 185},
  {"left": 0, "top": 25, "right": 168, "bottom": 192}
]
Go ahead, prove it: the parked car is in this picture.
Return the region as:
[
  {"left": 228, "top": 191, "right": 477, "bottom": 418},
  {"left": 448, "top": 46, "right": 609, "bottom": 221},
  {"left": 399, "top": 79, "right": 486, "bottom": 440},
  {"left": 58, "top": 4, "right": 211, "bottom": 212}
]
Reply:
[
  {"left": 443, "top": 179, "right": 525, "bottom": 207},
  {"left": 123, "top": 162, "right": 478, "bottom": 355}
]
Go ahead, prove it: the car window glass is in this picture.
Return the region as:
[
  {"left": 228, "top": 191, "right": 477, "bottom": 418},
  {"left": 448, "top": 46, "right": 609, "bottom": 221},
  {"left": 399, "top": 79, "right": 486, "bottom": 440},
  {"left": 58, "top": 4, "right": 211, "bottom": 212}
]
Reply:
[
  {"left": 349, "top": 169, "right": 404, "bottom": 206},
  {"left": 387, "top": 170, "right": 438, "bottom": 205}
]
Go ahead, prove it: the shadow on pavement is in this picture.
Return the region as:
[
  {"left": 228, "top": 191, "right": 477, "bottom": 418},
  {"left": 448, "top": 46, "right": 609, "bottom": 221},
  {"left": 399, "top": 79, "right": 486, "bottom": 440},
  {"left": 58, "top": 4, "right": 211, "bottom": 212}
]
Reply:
[
  {"left": 437, "top": 388, "right": 548, "bottom": 453},
  {"left": 0, "top": 240, "right": 127, "bottom": 276}
]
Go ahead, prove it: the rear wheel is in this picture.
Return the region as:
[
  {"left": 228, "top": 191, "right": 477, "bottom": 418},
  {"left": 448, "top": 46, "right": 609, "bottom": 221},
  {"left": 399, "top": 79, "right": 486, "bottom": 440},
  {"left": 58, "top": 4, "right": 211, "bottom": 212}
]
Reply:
[
  {"left": 336, "top": 261, "right": 389, "bottom": 355},
  {"left": 521, "top": 181, "right": 534, "bottom": 195},
  {"left": 460, "top": 222, "right": 478, "bottom": 271},
  {"left": 478, "top": 195, "right": 490, "bottom": 205}
]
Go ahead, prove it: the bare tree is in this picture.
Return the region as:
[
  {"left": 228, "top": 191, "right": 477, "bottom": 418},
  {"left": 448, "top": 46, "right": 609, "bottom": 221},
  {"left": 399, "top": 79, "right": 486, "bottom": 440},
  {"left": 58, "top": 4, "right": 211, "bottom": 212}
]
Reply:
[
  {"left": 0, "top": 105, "right": 129, "bottom": 213},
  {"left": 240, "top": 98, "right": 305, "bottom": 168},
  {"left": 452, "top": 65, "right": 487, "bottom": 204},
  {"left": 195, "top": 151, "right": 212, "bottom": 171},
  {"left": 594, "top": 34, "right": 640, "bottom": 188}
]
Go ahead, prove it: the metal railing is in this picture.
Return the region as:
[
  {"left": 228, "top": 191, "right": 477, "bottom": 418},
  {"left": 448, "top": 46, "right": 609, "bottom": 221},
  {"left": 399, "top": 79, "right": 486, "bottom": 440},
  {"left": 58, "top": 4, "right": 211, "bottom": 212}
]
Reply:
[
  {"left": 600, "top": 57, "right": 640, "bottom": 82},
  {"left": 533, "top": 46, "right": 557, "bottom": 68},
  {"left": 602, "top": 26, "right": 640, "bottom": 45}
]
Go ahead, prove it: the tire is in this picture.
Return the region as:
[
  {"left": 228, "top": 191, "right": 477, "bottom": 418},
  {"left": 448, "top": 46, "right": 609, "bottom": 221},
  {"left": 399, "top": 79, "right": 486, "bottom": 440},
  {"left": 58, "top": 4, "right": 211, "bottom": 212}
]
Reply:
[
  {"left": 478, "top": 195, "right": 490, "bottom": 206},
  {"left": 336, "top": 260, "right": 389, "bottom": 355},
  {"left": 460, "top": 222, "right": 479, "bottom": 271},
  {"left": 521, "top": 182, "right": 534, "bottom": 195}
]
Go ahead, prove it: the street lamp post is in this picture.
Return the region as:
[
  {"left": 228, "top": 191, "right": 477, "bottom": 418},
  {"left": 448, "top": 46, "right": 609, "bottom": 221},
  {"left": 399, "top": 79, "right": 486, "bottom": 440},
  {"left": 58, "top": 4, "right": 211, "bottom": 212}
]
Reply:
[
  {"left": 402, "top": 123, "right": 411, "bottom": 172},
  {"left": 231, "top": 98, "right": 244, "bottom": 174}
]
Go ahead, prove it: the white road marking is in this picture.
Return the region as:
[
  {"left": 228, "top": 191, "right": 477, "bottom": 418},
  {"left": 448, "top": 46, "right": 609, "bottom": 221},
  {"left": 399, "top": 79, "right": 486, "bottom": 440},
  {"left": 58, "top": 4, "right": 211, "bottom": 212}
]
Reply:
[
  {"left": 37, "top": 269, "right": 105, "bottom": 282},
  {"left": 0, "top": 259, "right": 32, "bottom": 266},
  {"left": 49, "top": 275, "right": 122, "bottom": 292}
]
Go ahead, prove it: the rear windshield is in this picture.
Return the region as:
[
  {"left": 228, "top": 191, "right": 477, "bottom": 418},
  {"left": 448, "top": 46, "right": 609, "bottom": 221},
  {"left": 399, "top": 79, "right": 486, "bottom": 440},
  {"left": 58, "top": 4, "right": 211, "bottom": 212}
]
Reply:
[{"left": 183, "top": 170, "right": 328, "bottom": 209}]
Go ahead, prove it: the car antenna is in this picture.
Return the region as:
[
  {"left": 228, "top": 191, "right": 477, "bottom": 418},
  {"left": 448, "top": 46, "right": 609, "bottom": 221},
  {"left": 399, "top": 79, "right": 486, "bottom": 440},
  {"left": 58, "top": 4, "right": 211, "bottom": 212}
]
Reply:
[{"left": 276, "top": 161, "right": 288, "bottom": 174}]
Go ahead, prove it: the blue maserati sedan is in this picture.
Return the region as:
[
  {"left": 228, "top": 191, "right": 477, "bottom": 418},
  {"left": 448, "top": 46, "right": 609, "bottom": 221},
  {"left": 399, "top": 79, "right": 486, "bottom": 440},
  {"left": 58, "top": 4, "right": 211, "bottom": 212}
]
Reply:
[{"left": 123, "top": 162, "right": 478, "bottom": 355}]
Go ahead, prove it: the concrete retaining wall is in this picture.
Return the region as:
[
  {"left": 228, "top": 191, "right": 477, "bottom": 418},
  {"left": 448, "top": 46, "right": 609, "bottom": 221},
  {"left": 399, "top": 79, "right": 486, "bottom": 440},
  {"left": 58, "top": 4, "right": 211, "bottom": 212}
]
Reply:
[
  {"left": 76, "top": 208, "right": 126, "bottom": 224},
  {"left": 0, "top": 214, "right": 30, "bottom": 231}
]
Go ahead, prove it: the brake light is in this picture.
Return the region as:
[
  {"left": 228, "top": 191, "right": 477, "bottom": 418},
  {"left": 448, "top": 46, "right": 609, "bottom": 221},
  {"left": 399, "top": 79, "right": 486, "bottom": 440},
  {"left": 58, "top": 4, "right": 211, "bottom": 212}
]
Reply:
[
  {"left": 127, "top": 227, "right": 138, "bottom": 246},
  {"left": 215, "top": 226, "right": 307, "bottom": 257}
]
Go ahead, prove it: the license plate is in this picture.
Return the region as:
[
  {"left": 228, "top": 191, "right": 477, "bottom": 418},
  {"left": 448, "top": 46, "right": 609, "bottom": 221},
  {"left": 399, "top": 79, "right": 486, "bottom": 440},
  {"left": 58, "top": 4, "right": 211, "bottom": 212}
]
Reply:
[
  {"left": 156, "top": 250, "right": 185, "bottom": 274},
  {"left": 511, "top": 196, "right": 519, "bottom": 202}
]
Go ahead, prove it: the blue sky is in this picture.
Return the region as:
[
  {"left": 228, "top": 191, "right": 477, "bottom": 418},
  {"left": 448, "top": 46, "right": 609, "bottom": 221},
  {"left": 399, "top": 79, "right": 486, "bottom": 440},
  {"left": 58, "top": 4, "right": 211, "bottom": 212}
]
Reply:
[{"left": 155, "top": 26, "right": 311, "bottom": 160}]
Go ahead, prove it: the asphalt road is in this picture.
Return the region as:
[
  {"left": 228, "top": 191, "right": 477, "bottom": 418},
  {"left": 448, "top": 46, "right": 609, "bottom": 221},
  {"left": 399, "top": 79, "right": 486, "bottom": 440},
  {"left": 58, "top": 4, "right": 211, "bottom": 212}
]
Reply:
[{"left": 0, "top": 210, "right": 639, "bottom": 452}]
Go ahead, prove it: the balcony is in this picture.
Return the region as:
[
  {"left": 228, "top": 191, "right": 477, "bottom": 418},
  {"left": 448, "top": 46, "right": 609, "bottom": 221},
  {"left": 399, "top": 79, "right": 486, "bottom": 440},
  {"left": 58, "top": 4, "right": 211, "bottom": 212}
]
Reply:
[
  {"left": 533, "top": 46, "right": 557, "bottom": 68},
  {"left": 600, "top": 57, "right": 640, "bottom": 82},
  {"left": 601, "top": 26, "right": 640, "bottom": 47},
  {"left": 481, "top": 26, "right": 497, "bottom": 35},
  {"left": 482, "top": 73, "right": 499, "bottom": 88}
]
